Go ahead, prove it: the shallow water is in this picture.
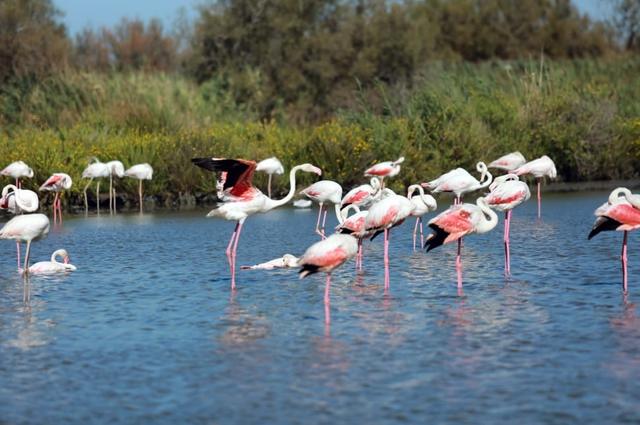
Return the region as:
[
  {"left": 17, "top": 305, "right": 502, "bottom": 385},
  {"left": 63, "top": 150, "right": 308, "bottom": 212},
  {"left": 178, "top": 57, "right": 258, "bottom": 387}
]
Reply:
[{"left": 1, "top": 191, "right": 639, "bottom": 424}]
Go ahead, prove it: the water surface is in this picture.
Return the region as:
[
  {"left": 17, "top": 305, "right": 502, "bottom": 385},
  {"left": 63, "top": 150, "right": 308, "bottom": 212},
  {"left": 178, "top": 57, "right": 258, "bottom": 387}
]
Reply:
[{"left": 1, "top": 191, "right": 639, "bottom": 424}]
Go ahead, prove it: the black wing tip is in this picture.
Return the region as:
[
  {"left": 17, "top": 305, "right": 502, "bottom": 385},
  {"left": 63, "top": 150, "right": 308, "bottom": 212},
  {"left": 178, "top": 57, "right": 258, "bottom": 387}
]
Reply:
[
  {"left": 369, "top": 229, "right": 383, "bottom": 241},
  {"left": 588, "top": 217, "right": 620, "bottom": 240},
  {"left": 299, "top": 264, "right": 320, "bottom": 278},
  {"left": 424, "top": 224, "right": 448, "bottom": 252}
]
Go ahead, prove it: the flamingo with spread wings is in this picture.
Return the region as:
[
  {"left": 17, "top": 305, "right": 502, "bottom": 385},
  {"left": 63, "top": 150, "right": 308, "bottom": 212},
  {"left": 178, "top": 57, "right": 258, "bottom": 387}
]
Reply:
[{"left": 192, "top": 157, "right": 321, "bottom": 289}]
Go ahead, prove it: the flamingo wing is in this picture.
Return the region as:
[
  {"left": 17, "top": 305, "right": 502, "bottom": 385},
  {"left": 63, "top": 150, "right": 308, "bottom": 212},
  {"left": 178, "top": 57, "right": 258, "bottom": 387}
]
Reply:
[
  {"left": 40, "top": 174, "right": 63, "bottom": 190},
  {"left": 425, "top": 206, "right": 474, "bottom": 251},
  {"left": 589, "top": 203, "right": 640, "bottom": 239},
  {"left": 192, "top": 158, "right": 257, "bottom": 197}
]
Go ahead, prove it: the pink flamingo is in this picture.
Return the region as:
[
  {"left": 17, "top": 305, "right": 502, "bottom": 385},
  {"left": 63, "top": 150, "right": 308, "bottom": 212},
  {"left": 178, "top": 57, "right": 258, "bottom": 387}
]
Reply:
[
  {"left": 407, "top": 184, "right": 437, "bottom": 251},
  {"left": 336, "top": 205, "right": 370, "bottom": 270},
  {"left": 39, "top": 173, "right": 72, "bottom": 224},
  {"left": 364, "top": 157, "right": 404, "bottom": 189},
  {"left": 488, "top": 152, "right": 526, "bottom": 172},
  {"left": 192, "top": 157, "right": 322, "bottom": 289},
  {"left": 256, "top": 157, "right": 284, "bottom": 198},
  {"left": 422, "top": 162, "right": 492, "bottom": 204},
  {"left": 425, "top": 196, "right": 498, "bottom": 288},
  {"left": 341, "top": 177, "right": 381, "bottom": 208},
  {"left": 0, "top": 184, "right": 39, "bottom": 270},
  {"left": 588, "top": 188, "right": 640, "bottom": 293},
  {"left": 1, "top": 161, "right": 34, "bottom": 188},
  {"left": 364, "top": 192, "right": 414, "bottom": 289},
  {"left": 298, "top": 233, "right": 358, "bottom": 324},
  {"left": 301, "top": 180, "right": 343, "bottom": 238},
  {"left": 514, "top": 155, "right": 556, "bottom": 219},
  {"left": 0, "top": 213, "right": 50, "bottom": 302},
  {"left": 29, "top": 249, "right": 76, "bottom": 274},
  {"left": 485, "top": 174, "right": 531, "bottom": 276}
]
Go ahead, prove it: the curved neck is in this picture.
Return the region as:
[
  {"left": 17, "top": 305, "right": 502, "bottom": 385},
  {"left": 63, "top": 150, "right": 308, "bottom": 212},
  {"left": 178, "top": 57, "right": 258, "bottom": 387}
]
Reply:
[
  {"left": 338, "top": 204, "right": 360, "bottom": 224},
  {"left": 334, "top": 203, "right": 343, "bottom": 224},
  {"left": 265, "top": 165, "right": 303, "bottom": 209},
  {"left": 2, "top": 184, "right": 17, "bottom": 196},
  {"left": 475, "top": 197, "right": 498, "bottom": 234},
  {"left": 51, "top": 251, "right": 63, "bottom": 263},
  {"left": 478, "top": 168, "right": 493, "bottom": 189}
]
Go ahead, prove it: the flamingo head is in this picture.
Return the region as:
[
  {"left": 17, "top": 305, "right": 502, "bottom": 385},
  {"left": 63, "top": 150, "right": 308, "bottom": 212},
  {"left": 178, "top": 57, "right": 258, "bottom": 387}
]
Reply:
[{"left": 299, "top": 164, "right": 322, "bottom": 176}]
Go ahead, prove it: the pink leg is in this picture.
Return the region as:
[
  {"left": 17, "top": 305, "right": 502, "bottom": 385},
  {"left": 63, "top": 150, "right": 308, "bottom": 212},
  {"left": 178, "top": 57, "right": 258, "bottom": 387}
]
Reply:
[
  {"left": 314, "top": 203, "right": 324, "bottom": 237},
  {"left": 419, "top": 218, "right": 424, "bottom": 250},
  {"left": 384, "top": 228, "right": 390, "bottom": 290},
  {"left": 456, "top": 237, "right": 462, "bottom": 288},
  {"left": 226, "top": 223, "right": 239, "bottom": 257},
  {"left": 358, "top": 239, "right": 363, "bottom": 271},
  {"left": 412, "top": 217, "right": 419, "bottom": 251},
  {"left": 537, "top": 179, "right": 541, "bottom": 219},
  {"left": 16, "top": 241, "right": 21, "bottom": 271},
  {"left": 229, "top": 221, "right": 244, "bottom": 290},
  {"left": 52, "top": 193, "right": 58, "bottom": 224},
  {"left": 58, "top": 196, "right": 63, "bottom": 224},
  {"left": 622, "top": 231, "right": 628, "bottom": 293},
  {"left": 503, "top": 211, "right": 511, "bottom": 277},
  {"left": 320, "top": 208, "right": 328, "bottom": 239},
  {"left": 16, "top": 178, "right": 20, "bottom": 189}
]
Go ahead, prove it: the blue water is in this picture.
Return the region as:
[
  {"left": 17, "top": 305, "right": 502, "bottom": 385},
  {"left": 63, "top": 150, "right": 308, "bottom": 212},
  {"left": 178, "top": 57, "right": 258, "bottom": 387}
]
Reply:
[{"left": 1, "top": 191, "right": 639, "bottom": 424}]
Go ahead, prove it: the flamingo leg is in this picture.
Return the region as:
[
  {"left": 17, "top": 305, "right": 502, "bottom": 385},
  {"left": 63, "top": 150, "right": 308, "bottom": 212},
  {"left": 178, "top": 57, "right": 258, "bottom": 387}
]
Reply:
[
  {"left": 537, "top": 178, "right": 541, "bottom": 219},
  {"left": 412, "top": 217, "right": 419, "bottom": 251},
  {"left": 83, "top": 178, "right": 93, "bottom": 214},
  {"left": 23, "top": 240, "right": 31, "bottom": 303},
  {"left": 324, "top": 273, "right": 331, "bottom": 327},
  {"left": 456, "top": 237, "right": 463, "bottom": 289},
  {"left": 622, "top": 231, "right": 628, "bottom": 293},
  {"left": 267, "top": 174, "right": 272, "bottom": 198},
  {"left": 419, "top": 218, "right": 424, "bottom": 250},
  {"left": 503, "top": 211, "right": 510, "bottom": 277},
  {"left": 321, "top": 207, "right": 328, "bottom": 239},
  {"left": 226, "top": 222, "right": 240, "bottom": 257},
  {"left": 139, "top": 180, "right": 143, "bottom": 213},
  {"left": 314, "top": 203, "right": 324, "bottom": 237},
  {"left": 229, "top": 220, "right": 245, "bottom": 290},
  {"left": 96, "top": 180, "right": 101, "bottom": 214},
  {"left": 15, "top": 178, "right": 20, "bottom": 188},
  {"left": 357, "top": 239, "right": 363, "bottom": 271},
  {"left": 52, "top": 192, "right": 58, "bottom": 224},
  {"left": 16, "top": 241, "right": 21, "bottom": 272},
  {"left": 384, "top": 228, "right": 390, "bottom": 290},
  {"left": 112, "top": 186, "right": 117, "bottom": 214},
  {"left": 109, "top": 175, "right": 113, "bottom": 214}
]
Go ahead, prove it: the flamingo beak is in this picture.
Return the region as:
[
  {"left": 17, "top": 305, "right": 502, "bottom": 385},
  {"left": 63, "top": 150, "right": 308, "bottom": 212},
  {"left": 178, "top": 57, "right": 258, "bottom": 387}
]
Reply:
[
  {"left": 64, "top": 256, "right": 70, "bottom": 264},
  {"left": 312, "top": 166, "right": 322, "bottom": 176}
]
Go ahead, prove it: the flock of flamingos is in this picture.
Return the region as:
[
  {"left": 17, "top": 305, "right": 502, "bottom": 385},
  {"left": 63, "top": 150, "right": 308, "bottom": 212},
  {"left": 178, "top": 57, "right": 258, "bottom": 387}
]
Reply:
[{"left": 0, "top": 152, "right": 638, "bottom": 310}]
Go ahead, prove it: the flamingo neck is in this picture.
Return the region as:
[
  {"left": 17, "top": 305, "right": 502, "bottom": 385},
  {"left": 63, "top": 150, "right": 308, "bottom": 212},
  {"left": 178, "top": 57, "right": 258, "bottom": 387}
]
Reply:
[
  {"left": 475, "top": 197, "right": 498, "bottom": 234},
  {"left": 264, "top": 165, "right": 303, "bottom": 210}
]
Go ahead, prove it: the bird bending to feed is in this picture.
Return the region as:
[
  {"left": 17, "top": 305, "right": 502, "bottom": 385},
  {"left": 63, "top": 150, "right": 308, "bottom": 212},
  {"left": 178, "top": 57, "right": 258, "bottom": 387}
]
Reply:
[
  {"left": 365, "top": 192, "right": 414, "bottom": 289},
  {"left": 0, "top": 213, "right": 50, "bottom": 302},
  {"left": 1, "top": 161, "right": 34, "bottom": 188},
  {"left": 40, "top": 173, "right": 72, "bottom": 224},
  {"left": 298, "top": 233, "right": 358, "bottom": 324},
  {"left": 341, "top": 177, "right": 381, "bottom": 209},
  {"left": 0, "top": 184, "right": 39, "bottom": 214},
  {"left": 488, "top": 152, "right": 526, "bottom": 172},
  {"left": 514, "top": 155, "right": 556, "bottom": 219},
  {"left": 29, "top": 249, "right": 76, "bottom": 274},
  {"left": 422, "top": 162, "right": 492, "bottom": 205},
  {"left": 588, "top": 187, "right": 640, "bottom": 293},
  {"left": 256, "top": 157, "right": 284, "bottom": 198},
  {"left": 335, "top": 204, "right": 370, "bottom": 270},
  {"left": 241, "top": 254, "right": 299, "bottom": 270},
  {"left": 485, "top": 174, "right": 530, "bottom": 276},
  {"left": 301, "top": 180, "right": 343, "bottom": 239},
  {"left": 192, "top": 157, "right": 322, "bottom": 289},
  {"left": 106, "top": 160, "right": 125, "bottom": 214},
  {"left": 425, "top": 196, "right": 498, "bottom": 289},
  {"left": 124, "top": 163, "right": 153, "bottom": 213},
  {"left": 407, "top": 184, "right": 437, "bottom": 251},
  {"left": 82, "top": 158, "right": 111, "bottom": 214},
  {"left": 364, "top": 157, "right": 404, "bottom": 189}
]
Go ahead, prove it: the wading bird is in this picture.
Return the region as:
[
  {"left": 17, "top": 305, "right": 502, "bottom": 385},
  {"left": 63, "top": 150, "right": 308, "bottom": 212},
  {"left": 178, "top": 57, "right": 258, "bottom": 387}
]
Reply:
[
  {"left": 1, "top": 161, "right": 34, "bottom": 188},
  {"left": 124, "top": 163, "right": 153, "bottom": 213},
  {"left": 0, "top": 185, "right": 40, "bottom": 270},
  {"left": 241, "top": 254, "right": 299, "bottom": 270},
  {"left": 341, "top": 177, "right": 381, "bottom": 209},
  {"left": 29, "top": 249, "right": 76, "bottom": 274},
  {"left": 256, "top": 157, "right": 284, "bottom": 198},
  {"left": 335, "top": 205, "right": 370, "bottom": 270},
  {"left": 407, "top": 184, "right": 437, "bottom": 251},
  {"left": 425, "top": 196, "right": 498, "bottom": 289},
  {"left": 301, "top": 180, "right": 343, "bottom": 238},
  {"left": 0, "top": 213, "right": 50, "bottom": 302},
  {"left": 192, "top": 157, "right": 322, "bottom": 289},
  {"left": 423, "top": 162, "right": 492, "bottom": 204},
  {"left": 365, "top": 192, "right": 414, "bottom": 289},
  {"left": 588, "top": 187, "right": 640, "bottom": 293},
  {"left": 39, "top": 173, "right": 72, "bottom": 224},
  {"left": 82, "top": 158, "right": 111, "bottom": 214},
  {"left": 298, "top": 233, "right": 358, "bottom": 324},
  {"left": 514, "top": 155, "right": 556, "bottom": 219},
  {"left": 364, "top": 157, "right": 404, "bottom": 189},
  {"left": 485, "top": 174, "right": 530, "bottom": 276},
  {"left": 106, "top": 160, "right": 125, "bottom": 214},
  {"left": 488, "top": 152, "right": 527, "bottom": 172}
]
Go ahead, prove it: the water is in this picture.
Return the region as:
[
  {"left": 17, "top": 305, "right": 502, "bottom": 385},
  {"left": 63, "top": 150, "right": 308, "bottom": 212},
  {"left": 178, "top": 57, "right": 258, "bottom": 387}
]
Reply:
[{"left": 1, "top": 191, "right": 639, "bottom": 424}]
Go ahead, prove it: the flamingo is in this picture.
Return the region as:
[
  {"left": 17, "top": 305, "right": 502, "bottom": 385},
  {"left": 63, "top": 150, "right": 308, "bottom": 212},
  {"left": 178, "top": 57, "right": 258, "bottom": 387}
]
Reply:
[
  {"left": 256, "top": 157, "right": 284, "bottom": 198},
  {"left": 39, "top": 173, "right": 72, "bottom": 224},
  {"left": 364, "top": 193, "right": 414, "bottom": 289},
  {"left": 192, "top": 157, "right": 322, "bottom": 289},
  {"left": 422, "top": 162, "right": 492, "bottom": 204},
  {"left": 424, "top": 196, "right": 498, "bottom": 289},
  {"left": 29, "top": 249, "right": 77, "bottom": 274},
  {"left": 364, "top": 157, "right": 404, "bottom": 189},
  {"left": 298, "top": 233, "right": 358, "bottom": 324},
  {"left": 106, "top": 160, "right": 125, "bottom": 214},
  {"left": 341, "top": 177, "right": 381, "bottom": 208},
  {"left": 0, "top": 213, "right": 50, "bottom": 302},
  {"left": 241, "top": 254, "right": 299, "bottom": 270},
  {"left": 488, "top": 152, "right": 527, "bottom": 172},
  {"left": 124, "top": 163, "right": 153, "bottom": 213},
  {"left": 514, "top": 155, "right": 557, "bottom": 219},
  {"left": 301, "top": 180, "right": 343, "bottom": 238},
  {"left": 1, "top": 161, "right": 34, "bottom": 188},
  {"left": 0, "top": 185, "right": 39, "bottom": 270},
  {"left": 588, "top": 188, "right": 640, "bottom": 293},
  {"left": 407, "top": 184, "right": 438, "bottom": 251},
  {"left": 82, "top": 158, "right": 110, "bottom": 214},
  {"left": 293, "top": 199, "right": 312, "bottom": 208},
  {"left": 485, "top": 174, "right": 531, "bottom": 276},
  {"left": 336, "top": 205, "right": 370, "bottom": 270}
]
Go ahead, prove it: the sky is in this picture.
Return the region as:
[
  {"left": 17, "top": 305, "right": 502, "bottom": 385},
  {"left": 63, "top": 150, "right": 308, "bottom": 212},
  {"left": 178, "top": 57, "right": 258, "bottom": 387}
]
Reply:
[{"left": 54, "top": 0, "right": 615, "bottom": 36}]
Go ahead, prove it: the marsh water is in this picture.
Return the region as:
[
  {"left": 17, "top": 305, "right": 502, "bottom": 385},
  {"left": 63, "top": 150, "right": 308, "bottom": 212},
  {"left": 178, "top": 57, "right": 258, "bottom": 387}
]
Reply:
[{"left": 1, "top": 190, "right": 639, "bottom": 424}]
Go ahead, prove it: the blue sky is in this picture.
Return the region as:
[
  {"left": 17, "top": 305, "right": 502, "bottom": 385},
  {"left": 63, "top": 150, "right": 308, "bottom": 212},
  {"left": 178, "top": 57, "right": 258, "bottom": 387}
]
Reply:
[{"left": 54, "top": 0, "right": 614, "bottom": 35}]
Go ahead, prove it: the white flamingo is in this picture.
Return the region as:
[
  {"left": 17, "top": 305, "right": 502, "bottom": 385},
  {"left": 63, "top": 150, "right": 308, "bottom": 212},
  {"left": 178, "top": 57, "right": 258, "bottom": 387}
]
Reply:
[
  {"left": 29, "top": 249, "right": 77, "bottom": 274},
  {"left": 1, "top": 161, "right": 34, "bottom": 188},
  {"left": 106, "top": 160, "right": 125, "bottom": 214},
  {"left": 256, "top": 157, "right": 284, "bottom": 197},
  {"left": 124, "top": 163, "right": 153, "bottom": 212},
  {"left": 82, "top": 159, "right": 110, "bottom": 214}
]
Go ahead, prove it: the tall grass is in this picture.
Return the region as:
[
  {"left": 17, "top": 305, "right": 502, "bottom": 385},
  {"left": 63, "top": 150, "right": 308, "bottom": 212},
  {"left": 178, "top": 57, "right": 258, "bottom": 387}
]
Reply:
[{"left": 1, "top": 58, "right": 639, "bottom": 206}]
